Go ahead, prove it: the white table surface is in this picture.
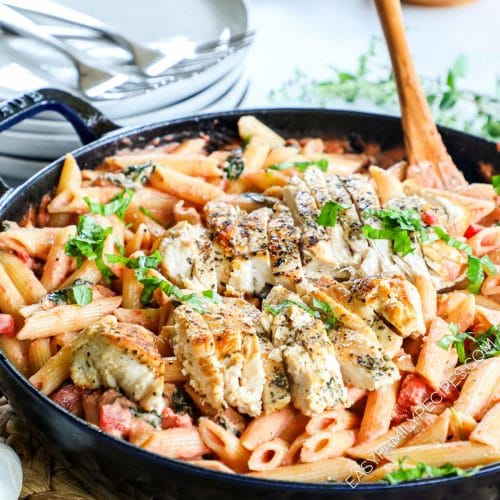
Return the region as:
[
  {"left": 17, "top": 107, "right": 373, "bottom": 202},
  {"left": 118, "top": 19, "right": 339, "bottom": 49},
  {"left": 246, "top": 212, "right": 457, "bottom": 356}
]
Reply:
[{"left": 242, "top": 0, "right": 500, "bottom": 107}]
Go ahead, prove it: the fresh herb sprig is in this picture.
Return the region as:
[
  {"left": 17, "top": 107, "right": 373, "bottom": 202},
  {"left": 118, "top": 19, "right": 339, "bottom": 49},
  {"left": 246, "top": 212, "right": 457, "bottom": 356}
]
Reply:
[
  {"left": 492, "top": 175, "right": 500, "bottom": 196},
  {"left": 65, "top": 215, "right": 115, "bottom": 284},
  {"left": 439, "top": 323, "right": 500, "bottom": 363},
  {"left": 84, "top": 188, "right": 134, "bottom": 222},
  {"left": 317, "top": 201, "right": 348, "bottom": 227},
  {"left": 384, "top": 458, "right": 477, "bottom": 485},
  {"left": 269, "top": 37, "right": 500, "bottom": 141},
  {"left": 46, "top": 279, "right": 93, "bottom": 307},
  {"left": 268, "top": 158, "right": 329, "bottom": 172},
  {"left": 223, "top": 154, "right": 245, "bottom": 180}
]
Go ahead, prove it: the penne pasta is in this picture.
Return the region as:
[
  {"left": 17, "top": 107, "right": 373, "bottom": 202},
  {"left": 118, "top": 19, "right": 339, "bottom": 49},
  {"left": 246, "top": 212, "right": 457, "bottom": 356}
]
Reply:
[
  {"left": 388, "top": 442, "right": 500, "bottom": 469},
  {"left": 300, "top": 429, "right": 357, "bottom": 463},
  {"left": 470, "top": 402, "right": 500, "bottom": 448},
  {"left": 0, "top": 261, "right": 26, "bottom": 324},
  {"left": 48, "top": 186, "right": 121, "bottom": 214},
  {"left": 414, "top": 275, "right": 437, "bottom": 328},
  {"left": 187, "top": 460, "right": 235, "bottom": 474},
  {"left": 370, "top": 165, "right": 404, "bottom": 205},
  {"left": 305, "top": 408, "right": 360, "bottom": 435},
  {"left": 237, "top": 116, "right": 285, "bottom": 148},
  {"left": 0, "top": 227, "right": 63, "bottom": 260},
  {"left": 248, "top": 438, "right": 288, "bottom": 471},
  {"left": 163, "top": 357, "right": 186, "bottom": 383},
  {"left": 28, "top": 338, "right": 52, "bottom": 374},
  {"left": 198, "top": 417, "right": 250, "bottom": 473},
  {"left": 0, "top": 336, "right": 29, "bottom": 375},
  {"left": 56, "top": 153, "right": 82, "bottom": 194},
  {"left": 17, "top": 296, "right": 122, "bottom": 340},
  {"left": 120, "top": 268, "right": 144, "bottom": 310},
  {"left": 247, "top": 457, "right": 364, "bottom": 483},
  {"left": 404, "top": 409, "right": 451, "bottom": 446},
  {"left": 449, "top": 409, "right": 477, "bottom": 441},
  {"left": 467, "top": 227, "right": 500, "bottom": 257},
  {"left": 437, "top": 292, "right": 475, "bottom": 332},
  {"left": 114, "top": 308, "right": 158, "bottom": 331},
  {"left": 0, "top": 251, "right": 46, "bottom": 305},
  {"left": 58, "top": 260, "right": 103, "bottom": 290}
]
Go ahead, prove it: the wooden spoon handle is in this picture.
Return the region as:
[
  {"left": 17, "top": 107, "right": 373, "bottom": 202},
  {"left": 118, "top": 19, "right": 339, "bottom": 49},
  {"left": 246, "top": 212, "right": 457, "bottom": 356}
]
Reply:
[{"left": 375, "top": 0, "right": 467, "bottom": 189}]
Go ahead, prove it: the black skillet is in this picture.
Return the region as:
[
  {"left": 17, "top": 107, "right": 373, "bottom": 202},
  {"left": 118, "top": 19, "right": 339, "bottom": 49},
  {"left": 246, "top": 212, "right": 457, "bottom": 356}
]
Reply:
[{"left": 0, "top": 88, "right": 499, "bottom": 500}]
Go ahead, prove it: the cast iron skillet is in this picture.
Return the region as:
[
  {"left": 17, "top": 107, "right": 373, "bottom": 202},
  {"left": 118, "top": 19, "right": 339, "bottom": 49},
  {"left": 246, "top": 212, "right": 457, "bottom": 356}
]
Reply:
[{"left": 0, "top": 88, "right": 499, "bottom": 500}]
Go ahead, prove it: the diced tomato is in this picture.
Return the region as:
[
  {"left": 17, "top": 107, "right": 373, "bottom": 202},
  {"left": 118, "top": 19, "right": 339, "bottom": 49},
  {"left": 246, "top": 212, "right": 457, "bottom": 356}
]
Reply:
[
  {"left": 422, "top": 210, "right": 439, "bottom": 226},
  {"left": 392, "top": 374, "right": 434, "bottom": 425},
  {"left": 464, "top": 224, "right": 484, "bottom": 239},
  {"left": 99, "top": 402, "right": 133, "bottom": 439},
  {"left": 0, "top": 314, "right": 15, "bottom": 337},
  {"left": 162, "top": 407, "right": 193, "bottom": 429}
]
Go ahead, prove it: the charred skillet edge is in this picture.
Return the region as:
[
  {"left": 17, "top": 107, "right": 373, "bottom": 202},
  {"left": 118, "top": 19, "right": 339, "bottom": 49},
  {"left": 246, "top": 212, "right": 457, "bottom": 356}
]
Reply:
[
  {"left": 0, "top": 88, "right": 120, "bottom": 144},
  {"left": 0, "top": 108, "right": 499, "bottom": 496}
]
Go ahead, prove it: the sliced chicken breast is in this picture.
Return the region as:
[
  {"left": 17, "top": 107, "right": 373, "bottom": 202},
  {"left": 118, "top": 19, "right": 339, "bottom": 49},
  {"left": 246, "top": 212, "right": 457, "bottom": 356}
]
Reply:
[
  {"left": 171, "top": 305, "right": 225, "bottom": 412},
  {"left": 71, "top": 316, "right": 165, "bottom": 413},
  {"left": 158, "top": 221, "right": 218, "bottom": 291}
]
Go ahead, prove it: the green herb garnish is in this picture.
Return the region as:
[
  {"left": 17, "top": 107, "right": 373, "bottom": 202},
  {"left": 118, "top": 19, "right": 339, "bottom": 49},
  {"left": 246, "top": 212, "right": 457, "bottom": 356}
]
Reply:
[
  {"left": 363, "top": 207, "right": 426, "bottom": 256},
  {"left": 84, "top": 188, "right": 134, "bottom": 221},
  {"left": 384, "top": 458, "right": 476, "bottom": 485},
  {"left": 312, "top": 297, "right": 337, "bottom": 329},
  {"left": 106, "top": 250, "right": 163, "bottom": 277},
  {"left": 439, "top": 323, "right": 500, "bottom": 363},
  {"left": 65, "top": 215, "right": 114, "bottom": 284},
  {"left": 223, "top": 154, "right": 245, "bottom": 180},
  {"left": 46, "top": 279, "right": 93, "bottom": 307},
  {"left": 264, "top": 299, "right": 320, "bottom": 318},
  {"left": 492, "top": 175, "right": 500, "bottom": 196},
  {"left": 317, "top": 201, "right": 347, "bottom": 227},
  {"left": 268, "top": 158, "right": 329, "bottom": 172},
  {"left": 138, "top": 206, "right": 161, "bottom": 225},
  {"left": 122, "top": 163, "right": 154, "bottom": 184}
]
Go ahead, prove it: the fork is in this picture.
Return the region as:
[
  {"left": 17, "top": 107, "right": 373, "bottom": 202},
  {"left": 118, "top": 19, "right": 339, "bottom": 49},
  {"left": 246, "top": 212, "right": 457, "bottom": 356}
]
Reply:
[
  {"left": 0, "top": 3, "right": 136, "bottom": 98},
  {"left": 1, "top": 0, "right": 249, "bottom": 78}
]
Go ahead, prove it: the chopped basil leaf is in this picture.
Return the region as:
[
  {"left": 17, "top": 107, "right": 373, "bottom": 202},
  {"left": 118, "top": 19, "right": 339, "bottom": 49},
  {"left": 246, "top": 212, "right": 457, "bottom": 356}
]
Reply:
[
  {"left": 264, "top": 299, "right": 320, "bottom": 318},
  {"left": 122, "top": 163, "right": 155, "bottom": 184},
  {"left": 223, "top": 154, "right": 245, "bottom": 180},
  {"left": 432, "top": 226, "right": 471, "bottom": 254},
  {"left": 65, "top": 215, "right": 114, "bottom": 284},
  {"left": 172, "top": 386, "right": 193, "bottom": 416},
  {"left": 384, "top": 458, "right": 475, "bottom": 485},
  {"left": 311, "top": 297, "right": 337, "bottom": 329},
  {"left": 46, "top": 279, "right": 93, "bottom": 307},
  {"left": 201, "top": 289, "right": 223, "bottom": 304},
  {"left": 106, "top": 250, "right": 163, "bottom": 278},
  {"left": 317, "top": 201, "right": 347, "bottom": 227},
  {"left": 475, "top": 325, "right": 500, "bottom": 358},
  {"left": 492, "top": 175, "right": 500, "bottom": 196},
  {"left": 138, "top": 206, "right": 161, "bottom": 225},
  {"left": 84, "top": 188, "right": 134, "bottom": 221},
  {"left": 268, "top": 158, "right": 329, "bottom": 172}
]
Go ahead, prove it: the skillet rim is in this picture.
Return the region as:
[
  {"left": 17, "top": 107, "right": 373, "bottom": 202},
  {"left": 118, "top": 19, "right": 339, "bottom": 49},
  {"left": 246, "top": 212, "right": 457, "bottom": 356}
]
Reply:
[{"left": 0, "top": 106, "right": 499, "bottom": 493}]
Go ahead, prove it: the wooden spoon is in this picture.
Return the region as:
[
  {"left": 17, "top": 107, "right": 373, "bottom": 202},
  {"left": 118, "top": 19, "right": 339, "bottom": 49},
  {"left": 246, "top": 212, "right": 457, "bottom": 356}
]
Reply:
[{"left": 375, "top": 0, "right": 468, "bottom": 190}]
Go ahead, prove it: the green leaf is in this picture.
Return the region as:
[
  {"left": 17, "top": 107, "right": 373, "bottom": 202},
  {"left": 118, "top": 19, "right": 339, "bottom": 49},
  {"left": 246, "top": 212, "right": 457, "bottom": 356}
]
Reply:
[
  {"left": 138, "top": 206, "right": 161, "bottom": 225},
  {"left": 223, "top": 154, "right": 245, "bottom": 180},
  {"left": 46, "top": 279, "right": 93, "bottom": 307},
  {"left": 268, "top": 158, "right": 329, "bottom": 172},
  {"left": 485, "top": 118, "right": 500, "bottom": 139},
  {"left": 201, "top": 289, "right": 223, "bottom": 304},
  {"left": 317, "top": 201, "right": 347, "bottom": 227},
  {"left": 466, "top": 256, "right": 484, "bottom": 294},
  {"left": 264, "top": 299, "right": 319, "bottom": 318},
  {"left": 493, "top": 175, "right": 500, "bottom": 196},
  {"left": 312, "top": 297, "right": 337, "bottom": 329},
  {"left": 70, "top": 283, "right": 93, "bottom": 306},
  {"left": 84, "top": 188, "right": 134, "bottom": 221},
  {"left": 432, "top": 226, "right": 471, "bottom": 254},
  {"left": 439, "top": 90, "right": 458, "bottom": 110},
  {"left": 451, "top": 55, "right": 468, "bottom": 78}
]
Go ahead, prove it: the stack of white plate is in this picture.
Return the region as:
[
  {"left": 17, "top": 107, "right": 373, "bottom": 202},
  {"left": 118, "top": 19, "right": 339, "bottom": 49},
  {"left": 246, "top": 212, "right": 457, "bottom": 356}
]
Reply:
[{"left": 0, "top": 0, "right": 253, "bottom": 183}]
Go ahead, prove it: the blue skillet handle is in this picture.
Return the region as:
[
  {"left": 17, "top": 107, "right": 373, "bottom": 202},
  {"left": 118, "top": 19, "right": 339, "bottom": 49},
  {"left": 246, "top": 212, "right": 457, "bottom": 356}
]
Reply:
[
  {"left": 0, "top": 87, "right": 120, "bottom": 144},
  {"left": 0, "top": 87, "right": 120, "bottom": 196}
]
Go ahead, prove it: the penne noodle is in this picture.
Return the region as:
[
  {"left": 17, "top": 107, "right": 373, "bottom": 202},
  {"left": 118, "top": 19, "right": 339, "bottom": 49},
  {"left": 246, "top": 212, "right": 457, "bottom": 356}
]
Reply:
[
  {"left": 240, "top": 405, "right": 296, "bottom": 451},
  {"left": 281, "top": 432, "right": 309, "bottom": 466},
  {"left": 41, "top": 225, "right": 77, "bottom": 291},
  {"left": 163, "top": 357, "right": 186, "bottom": 383},
  {"left": 237, "top": 116, "right": 285, "bottom": 148},
  {"left": 140, "top": 427, "right": 209, "bottom": 460},
  {"left": 0, "top": 336, "right": 29, "bottom": 376},
  {"left": 17, "top": 296, "right": 122, "bottom": 340},
  {"left": 120, "top": 268, "right": 144, "bottom": 310},
  {"left": 198, "top": 417, "right": 250, "bottom": 473},
  {"left": 28, "top": 338, "right": 52, "bottom": 374},
  {"left": 56, "top": 153, "right": 82, "bottom": 194},
  {"left": 387, "top": 442, "right": 500, "bottom": 469},
  {"left": 358, "top": 381, "right": 400, "bottom": 443},
  {"left": 104, "top": 154, "right": 222, "bottom": 178},
  {"left": 414, "top": 275, "right": 437, "bottom": 328},
  {"left": 437, "top": 292, "right": 475, "bottom": 332},
  {"left": 114, "top": 308, "right": 158, "bottom": 331},
  {"left": 58, "top": 260, "right": 102, "bottom": 290},
  {"left": 306, "top": 408, "right": 361, "bottom": 435},
  {"left": 481, "top": 274, "right": 500, "bottom": 296},
  {"left": 369, "top": 165, "right": 404, "bottom": 205},
  {"left": 124, "top": 206, "right": 166, "bottom": 239},
  {"left": 360, "top": 462, "right": 405, "bottom": 483},
  {"left": 187, "top": 460, "right": 235, "bottom": 474},
  {"left": 242, "top": 170, "right": 289, "bottom": 192},
  {"left": 0, "top": 261, "right": 26, "bottom": 324},
  {"left": 51, "top": 331, "right": 78, "bottom": 351},
  {"left": 248, "top": 438, "right": 288, "bottom": 471},
  {"left": 0, "top": 227, "right": 63, "bottom": 260},
  {"left": 300, "top": 429, "right": 357, "bottom": 463},
  {"left": 470, "top": 402, "right": 500, "bottom": 448},
  {"left": 0, "top": 252, "right": 46, "bottom": 305},
  {"left": 404, "top": 409, "right": 451, "bottom": 446},
  {"left": 48, "top": 186, "right": 121, "bottom": 214},
  {"left": 467, "top": 227, "right": 500, "bottom": 257},
  {"left": 449, "top": 408, "right": 477, "bottom": 440},
  {"left": 174, "top": 138, "right": 206, "bottom": 155},
  {"left": 346, "top": 414, "right": 437, "bottom": 461},
  {"left": 301, "top": 138, "right": 324, "bottom": 155},
  {"left": 247, "top": 457, "right": 364, "bottom": 483},
  {"left": 124, "top": 223, "right": 151, "bottom": 255},
  {"left": 415, "top": 317, "right": 451, "bottom": 390},
  {"left": 453, "top": 357, "right": 500, "bottom": 419},
  {"left": 149, "top": 166, "right": 223, "bottom": 206}
]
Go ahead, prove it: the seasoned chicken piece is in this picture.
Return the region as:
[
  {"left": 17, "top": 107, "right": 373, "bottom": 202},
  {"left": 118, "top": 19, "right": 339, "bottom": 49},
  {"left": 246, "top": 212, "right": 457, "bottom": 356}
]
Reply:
[
  {"left": 263, "top": 286, "right": 347, "bottom": 415},
  {"left": 303, "top": 167, "right": 354, "bottom": 273},
  {"left": 267, "top": 202, "right": 304, "bottom": 290},
  {"left": 203, "top": 299, "right": 265, "bottom": 417},
  {"left": 71, "top": 316, "right": 165, "bottom": 413},
  {"left": 205, "top": 200, "right": 273, "bottom": 296},
  {"left": 283, "top": 176, "right": 340, "bottom": 280},
  {"left": 158, "top": 222, "right": 217, "bottom": 291},
  {"left": 306, "top": 287, "right": 400, "bottom": 390},
  {"left": 171, "top": 305, "right": 225, "bottom": 412},
  {"left": 342, "top": 175, "right": 398, "bottom": 274},
  {"left": 324, "top": 174, "right": 380, "bottom": 276},
  {"left": 349, "top": 274, "right": 426, "bottom": 338}
]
